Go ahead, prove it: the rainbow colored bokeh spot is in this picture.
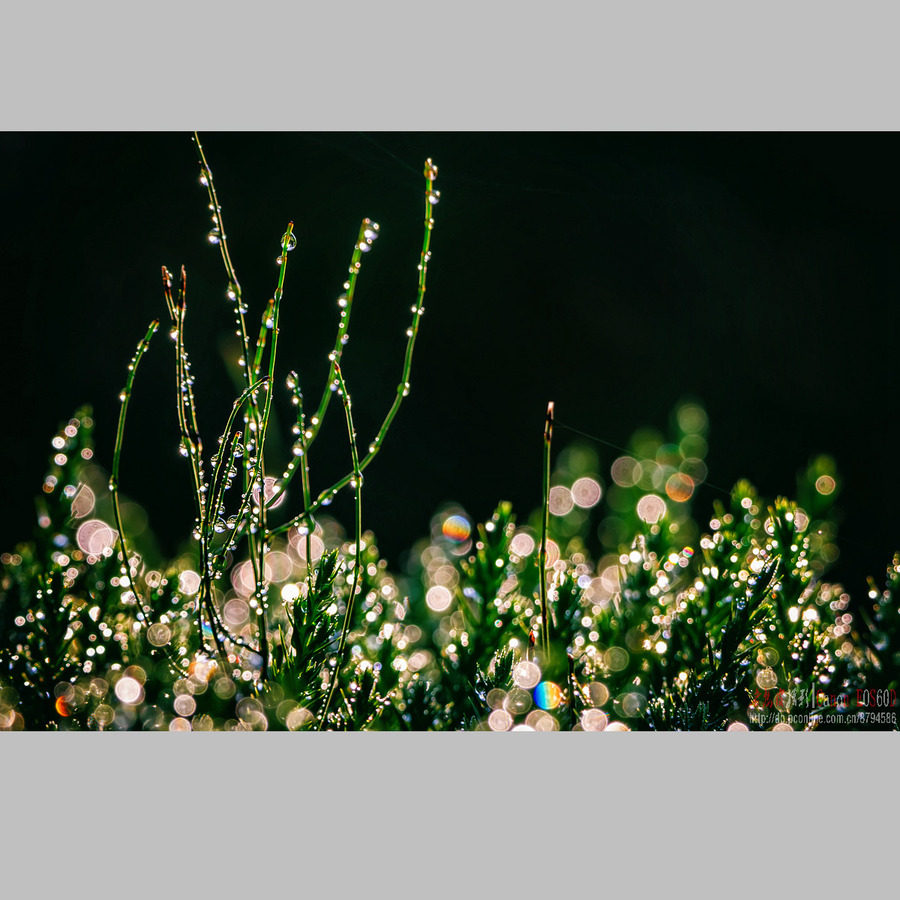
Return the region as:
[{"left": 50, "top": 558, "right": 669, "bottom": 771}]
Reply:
[
  {"left": 442, "top": 515, "right": 471, "bottom": 543},
  {"left": 534, "top": 681, "right": 563, "bottom": 710}
]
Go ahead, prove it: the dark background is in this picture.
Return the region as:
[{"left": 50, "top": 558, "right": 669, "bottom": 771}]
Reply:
[{"left": 1, "top": 133, "right": 896, "bottom": 593}]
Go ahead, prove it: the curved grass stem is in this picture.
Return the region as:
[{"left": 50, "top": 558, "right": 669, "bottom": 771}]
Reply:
[
  {"left": 109, "top": 319, "right": 159, "bottom": 621},
  {"left": 539, "top": 401, "right": 554, "bottom": 658},
  {"left": 272, "top": 162, "right": 438, "bottom": 539},
  {"left": 319, "top": 360, "right": 362, "bottom": 728}
]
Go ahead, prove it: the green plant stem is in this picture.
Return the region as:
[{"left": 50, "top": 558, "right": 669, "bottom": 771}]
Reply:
[
  {"left": 539, "top": 401, "right": 554, "bottom": 658},
  {"left": 265, "top": 217, "right": 374, "bottom": 513},
  {"left": 272, "top": 169, "right": 437, "bottom": 539},
  {"left": 249, "top": 223, "right": 295, "bottom": 680},
  {"left": 319, "top": 360, "right": 362, "bottom": 729},
  {"left": 193, "top": 132, "right": 255, "bottom": 388},
  {"left": 109, "top": 319, "right": 159, "bottom": 620},
  {"left": 285, "top": 376, "right": 314, "bottom": 583}
]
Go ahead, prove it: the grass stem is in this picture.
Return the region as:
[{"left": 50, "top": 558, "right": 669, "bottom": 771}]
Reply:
[{"left": 539, "top": 401, "right": 554, "bottom": 658}]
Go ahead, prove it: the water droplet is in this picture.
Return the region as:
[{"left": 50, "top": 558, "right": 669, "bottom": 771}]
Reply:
[
  {"left": 340, "top": 334, "right": 349, "bottom": 345},
  {"left": 358, "top": 241, "right": 371, "bottom": 253},
  {"left": 281, "top": 232, "right": 297, "bottom": 252},
  {"left": 337, "top": 294, "right": 348, "bottom": 308},
  {"left": 199, "top": 171, "right": 209, "bottom": 187},
  {"left": 208, "top": 228, "right": 221, "bottom": 244},
  {"left": 424, "top": 159, "right": 438, "bottom": 181},
  {"left": 178, "top": 442, "right": 189, "bottom": 458},
  {"left": 427, "top": 190, "right": 441, "bottom": 205},
  {"left": 363, "top": 223, "right": 379, "bottom": 241}
]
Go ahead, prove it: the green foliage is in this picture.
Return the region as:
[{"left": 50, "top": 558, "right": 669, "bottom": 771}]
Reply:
[{"left": 2, "top": 138, "right": 896, "bottom": 733}]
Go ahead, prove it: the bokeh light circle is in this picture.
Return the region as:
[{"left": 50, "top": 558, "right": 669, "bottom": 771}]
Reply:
[
  {"left": 571, "top": 477, "right": 602, "bottom": 508},
  {"left": 512, "top": 660, "right": 541, "bottom": 690},
  {"left": 534, "top": 681, "right": 563, "bottom": 710},
  {"left": 442, "top": 515, "right": 471, "bottom": 543}
]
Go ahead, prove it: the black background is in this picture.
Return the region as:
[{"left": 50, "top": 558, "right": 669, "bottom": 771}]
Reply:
[{"left": 1, "top": 132, "right": 897, "bottom": 592}]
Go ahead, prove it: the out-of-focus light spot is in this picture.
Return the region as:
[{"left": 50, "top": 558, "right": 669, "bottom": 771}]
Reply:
[
  {"left": 545, "top": 539, "right": 561, "bottom": 567},
  {"left": 511, "top": 724, "right": 535, "bottom": 732},
  {"left": 679, "top": 433, "right": 707, "bottom": 459},
  {"left": 426, "top": 585, "right": 452, "bottom": 612},
  {"left": 774, "top": 691, "right": 791, "bottom": 712},
  {"left": 620, "top": 692, "right": 646, "bottom": 718},
  {"left": 114, "top": 676, "right": 143, "bottom": 705},
  {"left": 549, "top": 486, "right": 574, "bottom": 516},
  {"left": 252, "top": 476, "right": 286, "bottom": 509},
  {"left": 526, "top": 709, "right": 559, "bottom": 731},
  {"left": 169, "top": 717, "right": 192, "bottom": 732},
  {"left": 510, "top": 532, "right": 535, "bottom": 557},
  {"left": 55, "top": 696, "right": 71, "bottom": 717},
  {"left": 76, "top": 519, "right": 117, "bottom": 555},
  {"left": 581, "top": 708, "right": 608, "bottom": 731},
  {"left": 486, "top": 688, "right": 507, "bottom": 710},
  {"left": 585, "top": 681, "right": 609, "bottom": 707},
  {"left": 756, "top": 668, "right": 778, "bottom": 690},
  {"left": 281, "top": 583, "right": 301, "bottom": 602},
  {"left": 179, "top": 570, "right": 201, "bottom": 595},
  {"left": 815, "top": 475, "right": 836, "bottom": 496},
  {"left": 220, "top": 599, "right": 247, "bottom": 628},
  {"left": 214, "top": 677, "right": 236, "bottom": 700},
  {"left": 193, "top": 714, "right": 214, "bottom": 732},
  {"left": 571, "top": 477, "right": 602, "bottom": 508},
  {"left": 727, "top": 722, "right": 749, "bottom": 732},
  {"left": 655, "top": 641, "right": 668, "bottom": 654},
  {"left": 288, "top": 529, "right": 325, "bottom": 564},
  {"left": 637, "top": 494, "right": 666, "bottom": 524},
  {"left": 93, "top": 704, "right": 114, "bottom": 727},
  {"left": 488, "top": 709, "right": 513, "bottom": 731},
  {"left": 506, "top": 687, "right": 533, "bottom": 715},
  {"left": 757, "top": 646, "right": 779, "bottom": 666},
  {"left": 677, "top": 404, "right": 707, "bottom": 434},
  {"left": 286, "top": 707, "right": 315, "bottom": 731},
  {"left": 264, "top": 550, "right": 293, "bottom": 583},
  {"left": 442, "top": 515, "right": 471, "bottom": 543},
  {"left": 71, "top": 484, "right": 95, "bottom": 519},
  {"left": 604, "top": 647, "right": 629, "bottom": 672},
  {"left": 772, "top": 723, "right": 793, "bottom": 732},
  {"left": 665, "top": 472, "right": 694, "bottom": 503},
  {"left": 611, "top": 456, "right": 641, "bottom": 488},
  {"left": 236, "top": 697, "right": 268, "bottom": 730},
  {"left": 230, "top": 560, "right": 256, "bottom": 597},
  {"left": 147, "top": 623, "right": 171, "bottom": 647},
  {"left": 534, "top": 681, "right": 562, "bottom": 710},
  {"left": 174, "top": 694, "right": 196, "bottom": 717},
  {"left": 793, "top": 510, "right": 809, "bottom": 532},
  {"left": 512, "top": 660, "right": 541, "bottom": 690},
  {"left": 604, "top": 722, "right": 630, "bottom": 732}
]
